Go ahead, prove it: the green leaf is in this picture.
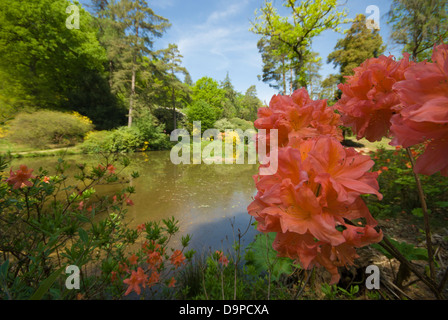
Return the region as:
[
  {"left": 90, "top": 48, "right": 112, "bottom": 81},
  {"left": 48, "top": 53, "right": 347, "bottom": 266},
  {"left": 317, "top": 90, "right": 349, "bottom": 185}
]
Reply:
[
  {"left": 411, "top": 208, "right": 431, "bottom": 217},
  {"left": 78, "top": 228, "right": 89, "bottom": 244},
  {"left": 372, "top": 238, "right": 428, "bottom": 261},
  {"left": 29, "top": 266, "right": 65, "bottom": 300},
  {"left": 245, "top": 233, "right": 296, "bottom": 281}
]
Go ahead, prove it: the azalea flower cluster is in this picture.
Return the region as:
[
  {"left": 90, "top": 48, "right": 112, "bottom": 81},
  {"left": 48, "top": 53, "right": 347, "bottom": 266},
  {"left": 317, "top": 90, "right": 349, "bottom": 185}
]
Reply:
[
  {"left": 336, "top": 44, "right": 448, "bottom": 176},
  {"left": 117, "top": 235, "right": 186, "bottom": 296},
  {"left": 254, "top": 89, "right": 343, "bottom": 150},
  {"left": 249, "top": 89, "right": 383, "bottom": 283}
]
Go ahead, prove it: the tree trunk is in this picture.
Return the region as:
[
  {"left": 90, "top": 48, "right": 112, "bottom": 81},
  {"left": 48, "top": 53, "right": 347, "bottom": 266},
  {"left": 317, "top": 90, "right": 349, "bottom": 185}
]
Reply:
[
  {"left": 172, "top": 86, "right": 176, "bottom": 130},
  {"left": 129, "top": 63, "right": 136, "bottom": 127},
  {"left": 128, "top": 25, "right": 138, "bottom": 128},
  {"left": 281, "top": 55, "right": 286, "bottom": 95}
]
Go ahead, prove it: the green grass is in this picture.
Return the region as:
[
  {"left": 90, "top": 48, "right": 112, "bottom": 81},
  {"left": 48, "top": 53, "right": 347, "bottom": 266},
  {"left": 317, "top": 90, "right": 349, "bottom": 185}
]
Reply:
[
  {"left": 346, "top": 135, "right": 395, "bottom": 152},
  {"left": 0, "top": 138, "right": 82, "bottom": 158}
]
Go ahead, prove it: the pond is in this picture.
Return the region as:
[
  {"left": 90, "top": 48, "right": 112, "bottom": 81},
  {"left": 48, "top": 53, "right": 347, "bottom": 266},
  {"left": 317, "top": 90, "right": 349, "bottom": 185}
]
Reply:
[{"left": 11, "top": 151, "right": 261, "bottom": 254}]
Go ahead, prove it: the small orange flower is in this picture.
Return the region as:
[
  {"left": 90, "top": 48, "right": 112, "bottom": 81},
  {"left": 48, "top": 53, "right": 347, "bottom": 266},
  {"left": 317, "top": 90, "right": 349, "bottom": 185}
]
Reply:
[
  {"left": 170, "top": 250, "right": 185, "bottom": 268},
  {"left": 123, "top": 267, "right": 147, "bottom": 296},
  {"left": 136, "top": 224, "right": 145, "bottom": 232},
  {"left": 126, "top": 198, "right": 134, "bottom": 206},
  {"left": 118, "top": 262, "right": 129, "bottom": 274},
  {"left": 128, "top": 254, "right": 138, "bottom": 266},
  {"left": 42, "top": 176, "right": 50, "bottom": 184},
  {"left": 168, "top": 277, "right": 176, "bottom": 288},
  {"left": 107, "top": 164, "right": 116, "bottom": 174},
  {"left": 216, "top": 251, "right": 229, "bottom": 267},
  {"left": 147, "top": 271, "right": 160, "bottom": 288},
  {"left": 6, "top": 165, "right": 36, "bottom": 189}
]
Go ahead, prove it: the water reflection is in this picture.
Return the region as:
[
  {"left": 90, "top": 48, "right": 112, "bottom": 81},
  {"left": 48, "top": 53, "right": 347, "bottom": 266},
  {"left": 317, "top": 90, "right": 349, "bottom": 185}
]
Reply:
[{"left": 11, "top": 151, "right": 260, "bottom": 253}]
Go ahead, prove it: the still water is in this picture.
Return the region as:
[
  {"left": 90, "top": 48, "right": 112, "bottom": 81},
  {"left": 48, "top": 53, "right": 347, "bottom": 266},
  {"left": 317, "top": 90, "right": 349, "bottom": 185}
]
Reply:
[{"left": 11, "top": 151, "right": 260, "bottom": 254}]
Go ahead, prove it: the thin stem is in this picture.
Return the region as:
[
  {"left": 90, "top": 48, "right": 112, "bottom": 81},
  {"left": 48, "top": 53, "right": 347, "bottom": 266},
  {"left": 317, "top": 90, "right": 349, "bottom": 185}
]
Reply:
[
  {"left": 405, "top": 147, "right": 435, "bottom": 280},
  {"left": 379, "top": 238, "right": 442, "bottom": 299},
  {"left": 438, "top": 267, "right": 448, "bottom": 293}
]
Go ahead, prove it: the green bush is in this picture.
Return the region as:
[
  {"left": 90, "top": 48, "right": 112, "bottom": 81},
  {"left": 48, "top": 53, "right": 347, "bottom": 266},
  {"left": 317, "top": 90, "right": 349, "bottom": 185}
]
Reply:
[
  {"left": 7, "top": 110, "right": 94, "bottom": 149},
  {"left": 81, "top": 116, "right": 170, "bottom": 154},
  {"left": 134, "top": 110, "right": 171, "bottom": 150},
  {"left": 0, "top": 154, "right": 193, "bottom": 299},
  {"left": 185, "top": 100, "right": 216, "bottom": 133},
  {"left": 81, "top": 127, "right": 144, "bottom": 153},
  {"left": 214, "top": 117, "right": 255, "bottom": 132},
  {"left": 80, "top": 130, "right": 112, "bottom": 153}
]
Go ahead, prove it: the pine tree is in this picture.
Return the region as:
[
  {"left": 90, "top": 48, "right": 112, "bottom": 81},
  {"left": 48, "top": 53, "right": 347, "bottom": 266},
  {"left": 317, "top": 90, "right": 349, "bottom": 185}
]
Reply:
[
  {"left": 327, "top": 14, "right": 385, "bottom": 83},
  {"left": 109, "top": 0, "right": 170, "bottom": 127},
  {"left": 387, "top": 0, "right": 448, "bottom": 61}
]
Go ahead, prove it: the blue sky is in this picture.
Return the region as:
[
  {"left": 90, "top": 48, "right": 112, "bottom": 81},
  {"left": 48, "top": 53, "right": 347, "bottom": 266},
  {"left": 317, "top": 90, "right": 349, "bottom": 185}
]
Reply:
[{"left": 83, "top": 0, "right": 403, "bottom": 105}]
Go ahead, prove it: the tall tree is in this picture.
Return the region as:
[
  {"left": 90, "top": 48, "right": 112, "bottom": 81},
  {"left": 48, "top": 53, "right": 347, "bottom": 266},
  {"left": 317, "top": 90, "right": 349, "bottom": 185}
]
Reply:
[
  {"left": 220, "top": 72, "right": 239, "bottom": 118},
  {"left": 239, "top": 85, "right": 263, "bottom": 121},
  {"left": 387, "top": 0, "right": 448, "bottom": 61},
  {"left": 319, "top": 73, "right": 340, "bottom": 104},
  {"left": 109, "top": 0, "right": 170, "bottom": 127},
  {"left": 191, "top": 77, "right": 226, "bottom": 120},
  {"left": 304, "top": 51, "right": 323, "bottom": 99},
  {"left": 256, "top": 37, "right": 289, "bottom": 94},
  {"left": 328, "top": 14, "right": 385, "bottom": 83},
  {"left": 0, "top": 0, "right": 104, "bottom": 108},
  {"left": 250, "top": 0, "right": 348, "bottom": 89},
  {"left": 0, "top": 0, "right": 124, "bottom": 129},
  {"left": 160, "top": 44, "right": 190, "bottom": 130}
]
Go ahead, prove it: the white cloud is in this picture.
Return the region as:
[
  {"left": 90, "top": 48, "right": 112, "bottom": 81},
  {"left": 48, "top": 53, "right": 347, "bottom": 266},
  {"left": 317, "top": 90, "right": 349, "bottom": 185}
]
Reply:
[{"left": 206, "top": 0, "right": 250, "bottom": 25}]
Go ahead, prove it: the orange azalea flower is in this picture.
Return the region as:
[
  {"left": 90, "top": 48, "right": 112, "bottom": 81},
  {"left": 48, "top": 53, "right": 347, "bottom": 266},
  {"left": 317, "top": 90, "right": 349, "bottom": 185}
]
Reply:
[
  {"left": 147, "top": 271, "right": 160, "bottom": 288},
  {"left": 215, "top": 250, "right": 229, "bottom": 267},
  {"left": 170, "top": 250, "right": 185, "bottom": 268},
  {"left": 125, "top": 198, "right": 134, "bottom": 206},
  {"left": 136, "top": 224, "right": 145, "bottom": 232},
  {"left": 168, "top": 277, "right": 176, "bottom": 288},
  {"left": 110, "top": 271, "right": 117, "bottom": 282},
  {"left": 128, "top": 254, "right": 138, "bottom": 266},
  {"left": 123, "top": 267, "right": 147, "bottom": 296},
  {"left": 391, "top": 44, "right": 448, "bottom": 176},
  {"left": 146, "top": 251, "right": 163, "bottom": 270},
  {"left": 336, "top": 54, "right": 414, "bottom": 142},
  {"left": 248, "top": 135, "right": 382, "bottom": 282},
  {"left": 42, "top": 176, "right": 50, "bottom": 184},
  {"left": 118, "top": 262, "right": 129, "bottom": 274},
  {"left": 6, "top": 165, "right": 36, "bottom": 189},
  {"left": 254, "top": 88, "right": 342, "bottom": 150},
  {"left": 107, "top": 164, "right": 116, "bottom": 174}
]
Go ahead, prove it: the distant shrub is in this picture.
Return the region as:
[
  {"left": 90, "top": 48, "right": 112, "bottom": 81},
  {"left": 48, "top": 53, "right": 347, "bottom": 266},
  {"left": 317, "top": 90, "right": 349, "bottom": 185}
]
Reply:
[
  {"left": 81, "top": 130, "right": 112, "bottom": 153},
  {"left": 214, "top": 118, "right": 255, "bottom": 132},
  {"left": 81, "top": 115, "right": 170, "bottom": 154},
  {"left": 82, "top": 127, "right": 143, "bottom": 153},
  {"left": 185, "top": 100, "right": 216, "bottom": 133},
  {"left": 134, "top": 110, "right": 171, "bottom": 150},
  {"left": 7, "top": 110, "right": 94, "bottom": 149},
  {"left": 214, "top": 118, "right": 234, "bottom": 132}
]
